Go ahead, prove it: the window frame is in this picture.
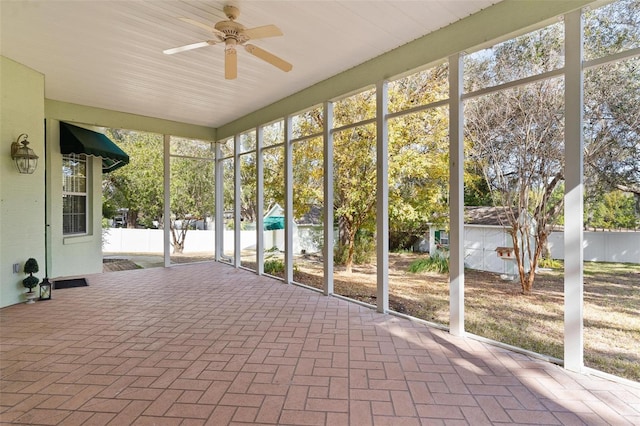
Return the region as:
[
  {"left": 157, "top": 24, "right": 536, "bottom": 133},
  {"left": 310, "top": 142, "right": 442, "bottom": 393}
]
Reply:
[{"left": 62, "top": 153, "right": 89, "bottom": 236}]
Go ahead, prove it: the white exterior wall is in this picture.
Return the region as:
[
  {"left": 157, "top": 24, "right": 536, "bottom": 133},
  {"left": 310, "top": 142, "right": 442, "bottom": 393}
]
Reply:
[
  {"left": 0, "top": 57, "right": 46, "bottom": 307},
  {"left": 464, "top": 226, "right": 514, "bottom": 274}
]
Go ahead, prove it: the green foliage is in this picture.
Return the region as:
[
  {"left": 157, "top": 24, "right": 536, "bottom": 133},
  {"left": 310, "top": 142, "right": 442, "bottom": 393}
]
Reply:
[
  {"left": 104, "top": 130, "right": 216, "bottom": 253},
  {"left": 101, "top": 218, "right": 110, "bottom": 249},
  {"left": 464, "top": 151, "right": 493, "bottom": 206},
  {"left": 538, "top": 257, "right": 563, "bottom": 269},
  {"left": 22, "top": 275, "right": 39, "bottom": 292},
  {"left": 263, "top": 259, "right": 285, "bottom": 275},
  {"left": 408, "top": 252, "right": 449, "bottom": 274},
  {"left": 22, "top": 258, "right": 39, "bottom": 292},
  {"left": 387, "top": 64, "right": 451, "bottom": 239},
  {"left": 102, "top": 194, "right": 118, "bottom": 220},
  {"left": 23, "top": 258, "right": 39, "bottom": 274},
  {"left": 582, "top": 1, "right": 640, "bottom": 226},
  {"left": 334, "top": 230, "right": 375, "bottom": 266},
  {"left": 587, "top": 190, "right": 639, "bottom": 230},
  {"left": 103, "top": 129, "right": 164, "bottom": 227}
]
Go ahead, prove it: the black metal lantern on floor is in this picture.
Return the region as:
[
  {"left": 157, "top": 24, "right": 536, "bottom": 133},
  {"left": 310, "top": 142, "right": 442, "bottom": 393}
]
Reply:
[{"left": 39, "top": 277, "right": 52, "bottom": 300}]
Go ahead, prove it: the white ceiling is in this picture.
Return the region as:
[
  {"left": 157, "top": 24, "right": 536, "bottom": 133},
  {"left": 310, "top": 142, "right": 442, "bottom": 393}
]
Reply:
[{"left": 1, "top": 0, "right": 500, "bottom": 129}]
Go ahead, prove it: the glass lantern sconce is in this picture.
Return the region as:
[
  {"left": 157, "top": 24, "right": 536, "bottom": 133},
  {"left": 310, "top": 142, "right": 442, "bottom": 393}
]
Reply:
[{"left": 11, "top": 133, "right": 39, "bottom": 174}]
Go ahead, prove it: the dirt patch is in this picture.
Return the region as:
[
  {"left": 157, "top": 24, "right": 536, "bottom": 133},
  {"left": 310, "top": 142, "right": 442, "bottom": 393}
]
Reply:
[{"left": 103, "top": 259, "right": 141, "bottom": 272}]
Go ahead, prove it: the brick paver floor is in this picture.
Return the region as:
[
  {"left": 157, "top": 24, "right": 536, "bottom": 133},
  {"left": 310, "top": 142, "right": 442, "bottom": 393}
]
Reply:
[{"left": 1, "top": 262, "right": 639, "bottom": 425}]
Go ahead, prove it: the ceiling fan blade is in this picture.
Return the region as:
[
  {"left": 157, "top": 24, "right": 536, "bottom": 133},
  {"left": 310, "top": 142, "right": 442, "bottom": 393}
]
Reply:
[
  {"left": 180, "top": 18, "right": 224, "bottom": 36},
  {"left": 244, "top": 44, "right": 292, "bottom": 72},
  {"left": 163, "top": 40, "right": 216, "bottom": 55},
  {"left": 225, "top": 47, "right": 238, "bottom": 80},
  {"left": 242, "top": 24, "right": 283, "bottom": 40}
]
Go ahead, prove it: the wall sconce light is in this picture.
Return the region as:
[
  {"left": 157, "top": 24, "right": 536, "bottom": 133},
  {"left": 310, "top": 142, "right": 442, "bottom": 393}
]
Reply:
[{"left": 11, "top": 133, "right": 39, "bottom": 174}]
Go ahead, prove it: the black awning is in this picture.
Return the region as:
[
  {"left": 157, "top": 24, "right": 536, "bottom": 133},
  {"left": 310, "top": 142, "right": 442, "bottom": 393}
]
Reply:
[{"left": 60, "top": 122, "right": 129, "bottom": 172}]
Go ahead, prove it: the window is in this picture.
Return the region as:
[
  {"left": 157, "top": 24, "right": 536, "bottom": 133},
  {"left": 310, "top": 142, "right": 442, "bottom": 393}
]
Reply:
[{"left": 62, "top": 154, "right": 88, "bottom": 235}]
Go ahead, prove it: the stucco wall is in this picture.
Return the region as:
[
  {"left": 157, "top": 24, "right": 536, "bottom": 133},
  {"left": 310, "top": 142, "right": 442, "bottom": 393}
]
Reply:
[
  {"left": 0, "top": 57, "right": 46, "bottom": 307},
  {"left": 45, "top": 120, "right": 104, "bottom": 280}
]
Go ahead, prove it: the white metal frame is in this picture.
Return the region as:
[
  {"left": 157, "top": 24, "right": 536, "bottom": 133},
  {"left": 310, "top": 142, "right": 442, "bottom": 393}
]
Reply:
[
  {"left": 376, "top": 80, "right": 389, "bottom": 314},
  {"left": 163, "top": 135, "right": 171, "bottom": 267},
  {"left": 256, "top": 125, "right": 265, "bottom": 275},
  {"left": 202, "top": 1, "right": 638, "bottom": 378},
  {"left": 233, "top": 134, "right": 241, "bottom": 268},
  {"left": 214, "top": 142, "right": 224, "bottom": 262},
  {"left": 284, "top": 116, "right": 294, "bottom": 284},
  {"left": 449, "top": 53, "right": 465, "bottom": 336},
  {"left": 323, "top": 101, "right": 334, "bottom": 296},
  {"left": 564, "top": 9, "right": 585, "bottom": 373}
]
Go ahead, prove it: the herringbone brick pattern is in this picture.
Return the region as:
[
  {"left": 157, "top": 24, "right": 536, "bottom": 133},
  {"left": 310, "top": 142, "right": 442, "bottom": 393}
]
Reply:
[{"left": 1, "top": 262, "right": 638, "bottom": 425}]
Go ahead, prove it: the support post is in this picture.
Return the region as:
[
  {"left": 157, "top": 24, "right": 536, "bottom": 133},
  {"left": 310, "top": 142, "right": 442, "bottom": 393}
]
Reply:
[
  {"left": 163, "top": 134, "right": 171, "bottom": 267},
  {"left": 214, "top": 142, "right": 224, "bottom": 262},
  {"left": 284, "top": 116, "right": 294, "bottom": 284},
  {"left": 564, "top": 9, "right": 584, "bottom": 373},
  {"left": 234, "top": 134, "right": 241, "bottom": 268},
  {"left": 376, "top": 80, "right": 389, "bottom": 314},
  {"left": 323, "top": 101, "right": 334, "bottom": 295},
  {"left": 256, "top": 125, "right": 265, "bottom": 275},
  {"left": 448, "top": 53, "right": 465, "bottom": 336}
]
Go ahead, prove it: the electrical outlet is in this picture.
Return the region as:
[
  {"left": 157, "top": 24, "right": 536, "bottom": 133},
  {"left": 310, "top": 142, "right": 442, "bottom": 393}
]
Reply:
[{"left": 13, "top": 263, "right": 20, "bottom": 273}]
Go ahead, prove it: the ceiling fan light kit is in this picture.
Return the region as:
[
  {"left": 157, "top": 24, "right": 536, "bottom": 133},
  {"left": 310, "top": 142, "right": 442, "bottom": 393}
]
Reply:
[{"left": 163, "top": 5, "right": 292, "bottom": 80}]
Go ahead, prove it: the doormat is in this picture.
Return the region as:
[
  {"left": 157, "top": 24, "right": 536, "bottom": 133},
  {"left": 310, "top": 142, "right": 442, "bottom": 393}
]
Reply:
[{"left": 54, "top": 278, "right": 88, "bottom": 289}]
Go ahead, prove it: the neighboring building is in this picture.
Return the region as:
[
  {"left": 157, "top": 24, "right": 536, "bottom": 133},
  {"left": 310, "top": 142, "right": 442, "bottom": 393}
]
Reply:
[{"left": 425, "top": 206, "right": 534, "bottom": 275}]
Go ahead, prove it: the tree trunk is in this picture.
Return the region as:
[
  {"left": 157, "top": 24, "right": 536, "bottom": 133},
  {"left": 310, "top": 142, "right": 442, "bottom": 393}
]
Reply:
[
  {"left": 345, "top": 234, "right": 355, "bottom": 274},
  {"left": 170, "top": 221, "right": 188, "bottom": 254},
  {"left": 126, "top": 210, "right": 138, "bottom": 229}
]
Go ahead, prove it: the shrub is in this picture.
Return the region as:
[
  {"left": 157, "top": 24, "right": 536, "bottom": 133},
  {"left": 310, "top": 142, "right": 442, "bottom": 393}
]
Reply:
[
  {"left": 538, "top": 257, "right": 563, "bottom": 269},
  {"left": 264, "top": 259, "right": 285, "bottom": 275},
  {"left": 408, "top": 252, "right": 449, "bottom": 274},
  {"left": 22, "top": 258, "right": 40, "bottom": 292}
]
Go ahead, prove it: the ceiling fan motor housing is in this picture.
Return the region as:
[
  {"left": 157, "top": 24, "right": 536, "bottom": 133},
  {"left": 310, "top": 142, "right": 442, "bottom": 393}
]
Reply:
[
  {"left": 214, "top": 21, "right": 250, "bottom": 44},
  {"left": 223, "top": 5, "right": 240, "bottom": 21}
]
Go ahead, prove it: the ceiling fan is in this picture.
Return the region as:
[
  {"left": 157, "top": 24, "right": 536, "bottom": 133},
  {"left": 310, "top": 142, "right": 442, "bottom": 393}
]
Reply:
[{"left": 163, "top": 5, "right": 293, "bottom": 80}]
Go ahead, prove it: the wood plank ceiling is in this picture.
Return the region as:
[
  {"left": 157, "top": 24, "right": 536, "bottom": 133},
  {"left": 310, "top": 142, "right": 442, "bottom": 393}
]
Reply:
[{"left": 0, "top": 1, "right": 499, "bottom": 129}]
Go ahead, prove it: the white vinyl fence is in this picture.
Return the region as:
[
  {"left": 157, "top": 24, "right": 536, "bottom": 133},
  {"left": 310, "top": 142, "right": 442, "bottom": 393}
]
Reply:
[
  {"left": 104, "top": 227, "right": 639, "bottom": 272},
  {"left": 462, "top": 227, "right": 639, "bottom": 274},
  {"left": 103, "top": 225, "right": 324, "bottom": 255}
]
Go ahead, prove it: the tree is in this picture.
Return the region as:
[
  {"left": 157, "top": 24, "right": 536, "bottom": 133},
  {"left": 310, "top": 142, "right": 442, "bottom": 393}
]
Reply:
[
  {"left": 464, "top": 0, "right": 640, "bottom": 293},
  {"left": 293, "top": 69, "right": 453, "bottom": 270},
  {"left": 103, "top": 129, "right": 164, "bottom": 229},
  {"left": 587, "top": 190, "right": 639, "bottom": 230},
  {"left": 334, "top": 123, "right": 377, "bottom": 271},
  {"left": 332, "top": 90, "right": 378, "bottom": 272},
  {"left": 583, "top": 0, "right": 640, "bottom": 223},
  {"left": 292, "top": 136, "right": 323, "bottom": 224},
  {"left": 464, "top": 23, "right": 565, "bottom": 294},
  {"left": 104, "top": 131, "right": 215, "bottom": 254},
  {"left": 169, "top": 138, "right": 215, "bottom": 253},
  {"left": 388, "top": 65, "right": 451, "bottom": 250}
]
